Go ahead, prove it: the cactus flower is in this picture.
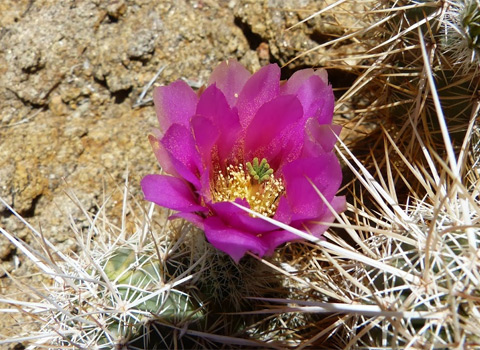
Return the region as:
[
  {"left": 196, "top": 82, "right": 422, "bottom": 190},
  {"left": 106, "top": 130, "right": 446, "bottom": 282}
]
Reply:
[{"left": 141, "top": 60, "right": 345, "bottom": 262}]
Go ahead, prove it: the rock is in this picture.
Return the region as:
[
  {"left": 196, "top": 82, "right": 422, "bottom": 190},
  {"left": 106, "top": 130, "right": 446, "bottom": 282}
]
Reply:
[
  {"left": 48, "top": 95, "right": 68, "bottom": 116},
  {"left": 232, "top": 0, "right": 369, "bottom": 69},
  {"left": 106, "top": 0, "right": 127, "bottom": 20},
  {"left": 0, "top": 238, "right": 13, "bottom": 261},
  {"left": 127, "top": 29, "right": 156, "bottom": 60}
]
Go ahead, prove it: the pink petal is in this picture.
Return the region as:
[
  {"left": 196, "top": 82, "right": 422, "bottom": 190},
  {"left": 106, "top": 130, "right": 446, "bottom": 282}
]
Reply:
[
  {"left": 161, "top": 124, "right": 202, "bottom": 187},
  {"left": 261, "top": 229, "right": 302, "bottom": 256},
  {"left": 281, "top": 69, "right": 334, "bottom": 124},
  {"left": 204, "top": 216, "right": 268, "bottom": 263},
  {"left": 210, "top": 199, "right": 278, "bottom": 233},
  {"left": 262, "top": 194, "right": 344, "bottom": 255},
  {"left": 195, "top": 85, "right": 242, "bottom": 163},
  {"left": 280, "top": 68, "right": 316, "bottom": 95},
  {"left": 153, "top": 81, "right": 198, "bottom": 132},
  {"left": 282, "top": 154, "right": 343, "bottom": 221},
  {"left": 141, "top": 174, "right": 205, "bottom": 212},
  {"left": 208, "top": 60, "right": 251, "bottom": 108},
  {"left": 244, "top": 94, "right": 303, "bottom": 166},
  {"left": 315, "top": 69, "right": 329, "bottom": 83},
  {"left": 296, "top": 75, "right": 334, "bottom": 124},
  {"left": 169, "top": 212, "right": 205, "bottom": 230},
  {"left": 148, "top": 134, "right": 178, "bottom": 176},
  {"left": 280, "top": 68, "right": 329, "bottom": 95},
  {"left": 273, "top": 197, "right": 292, "bottom": 224},
  {"left": 302, "top": 119, "right": 342, "bottom": 157},
  {"left": 262, "top": 194, "right": 344, "bottom": 253},
  {"left": 331, "top": 195, "right": 347, "bottom": 213},
  {"left": 299, "top": 195, "right": 346, "bottom": 236},
  {"left": 198, "top": 161, "right": 213, "bottom": 201},
  {"left": 236, "top": 64, "right": 280, "bottom": 129},
  {"left": 191, "top": 115, "right": 219, "bottom": 166}
]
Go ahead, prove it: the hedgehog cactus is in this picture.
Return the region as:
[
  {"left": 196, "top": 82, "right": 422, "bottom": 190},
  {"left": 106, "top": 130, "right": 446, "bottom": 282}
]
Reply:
[
  {"left": 443, "top": 0, "right": 480, "bottom": 72},
  {"left": 98, "top": 247, "right": 203, "bottom": 343},
  {"left": 44, "top": 234, "right": 205, "bottom": 349},
  {"left": 2, "top": 2, "right": 480, "bottom": 349}
]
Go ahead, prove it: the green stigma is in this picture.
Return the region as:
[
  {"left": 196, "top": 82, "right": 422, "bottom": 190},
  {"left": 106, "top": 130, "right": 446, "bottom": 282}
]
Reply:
[{"left": 246, "top": 157, "right": 274, "bottom": 183}]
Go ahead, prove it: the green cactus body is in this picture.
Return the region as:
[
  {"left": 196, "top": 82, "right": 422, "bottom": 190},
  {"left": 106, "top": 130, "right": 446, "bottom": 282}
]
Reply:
[{"left": 99, "top": 247, "right": 203, "bottom": 341}]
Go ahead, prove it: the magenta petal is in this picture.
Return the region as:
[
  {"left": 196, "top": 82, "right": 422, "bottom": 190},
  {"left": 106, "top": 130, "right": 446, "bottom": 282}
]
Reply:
[
  {"left": 314, "top": 69, "right": 329, "bottom": 83},
  {"left": 204, "top": 216, "right": 268, "bottom": 263},
  {"left": 236, "top": 64, "right": 280, "bottom": 128},
  {"left": 264, "top": 193, "right": 337, "bottom": 255},
  {"left": 169, "top": 212, "right": 205, "bottom": 230},
  {"left": 210, "top": 199, "right": 278, "bottom": 233},
  {"left": 161, "top": 124, "right": 202, "bottom": 187},
  {"left": 281, "top": 70, "right": 334, "bottom": 124},
  {"left": 141, "top": 174, "right": 205, "bottom": 212},
  {"left": 331, "top": 195, "right": 347, "bottom": 213},
  {"left": 273, "top": 196, "right": 292, "bottom": 224},
  {"left": 196, "top": 85, "right": 233, "bottom": 123},
  {"left": 244, "top": 94, "right": 303, "bottom": 163},
  {"left": 153, "top": 81, "right": 198, "bottom": 132},
  {"left": 282, "top": 154, "right": 342, "bottom": 221},
  {"left": 280, "top": 68, "right": 328, "bottom": 95},
  {"left": 195, "top": 85, "right": 242, "bottom": 162},
  {"left": 296, "top": 75, "right": 334, "bottom": 123},
  {"left": 261, "top": 230, "right": 301, "bottom": 256},
  {"left": 198, "top": 162, "right": 213, "bottom": 201},
  {"left": 280, "top": 68, "right": 316, "bottom": 95},
  {"left": 148, "top": 134, "right": 178, "bottom": 176},
  {"left": 303, "top": 119, "right": 342, "bottom": 157},
  {"left": 298, "top": 195, "right": 346, "bottom": 236},
  {"left": 191, "top": 115, "right": 219, "bottom": 165},
  {"left": 208, "top": 60, "right": 251, "bottom": 108}
]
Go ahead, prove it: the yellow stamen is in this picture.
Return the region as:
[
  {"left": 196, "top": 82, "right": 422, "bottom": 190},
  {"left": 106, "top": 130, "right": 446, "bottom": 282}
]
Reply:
[{"left": 211, "top": 160, "right": 284, "bottom": 217}]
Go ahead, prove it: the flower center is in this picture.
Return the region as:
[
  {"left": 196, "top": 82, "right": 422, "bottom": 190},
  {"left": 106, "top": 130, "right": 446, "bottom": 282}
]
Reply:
[{"left": 211, "top": 158, "right": 285, "bottom": 217}]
